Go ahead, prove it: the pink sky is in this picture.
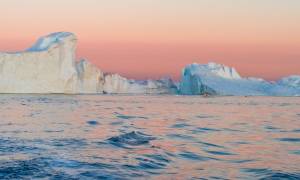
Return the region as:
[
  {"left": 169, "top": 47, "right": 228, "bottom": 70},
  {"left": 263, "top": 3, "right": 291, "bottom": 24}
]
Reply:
[{"left": 0, "top": 0, "right": 299, "bottom": 80}]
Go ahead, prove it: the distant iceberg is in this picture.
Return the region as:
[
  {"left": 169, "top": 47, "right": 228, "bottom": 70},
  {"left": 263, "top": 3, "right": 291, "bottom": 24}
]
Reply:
[{"left": 179, "top": 62, "right": 300, "bottom": 96}]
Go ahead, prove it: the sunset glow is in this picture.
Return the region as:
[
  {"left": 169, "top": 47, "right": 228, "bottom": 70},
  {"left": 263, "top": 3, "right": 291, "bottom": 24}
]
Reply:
[{"left": 1, "top": 0, "right": 299, "bottom": 80}]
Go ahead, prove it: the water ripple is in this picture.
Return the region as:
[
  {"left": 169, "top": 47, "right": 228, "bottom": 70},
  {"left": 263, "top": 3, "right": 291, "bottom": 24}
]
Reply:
[
  {"left": 276, "top": 138, "right": 300, "bottom": 142},
  {"left": 243, "top": 168, "right": 300, "bottom": 179},
  {"left": 0, "top": 95, "right": 299, "bottom": 179},
  {"left": 179, "top": 151, "right": 218, "bottom": 161},
  {"left": 114, "top": 112, "right": 148, "bottom": 120},
  {"left": 87, "top": 120, "right": 99, "bottom": 125},
  {"left": 205, "top": 150, "right": 236, "bottom": 156},
  {"left": 108, "top": 131, "right": 156, "bottom": 147}
]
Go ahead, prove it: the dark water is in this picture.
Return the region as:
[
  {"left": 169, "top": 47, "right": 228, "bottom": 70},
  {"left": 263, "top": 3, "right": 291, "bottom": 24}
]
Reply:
[{"left": 0, "top": 95, "right": 299, "bottom": 179}]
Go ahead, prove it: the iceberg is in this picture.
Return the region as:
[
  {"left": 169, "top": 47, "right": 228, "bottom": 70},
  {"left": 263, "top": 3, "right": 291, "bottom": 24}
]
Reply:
[
  {"left": 0, "top": 32, "right": 79, "bottom": 93},
  {"left": 0, "top": 32, "right": 298, "bottom": 96},
  {"left": 277, "top": 75, "right": 300, "bottom": 90},
  {"left": 0, "top": 32, "right": 177, "bottom": 94},
  {"left": 179, "top": 62, "right": 300, "bottom": 96},
  {"left": 103, "top": 74, "right": 177, "bottom": 94}
]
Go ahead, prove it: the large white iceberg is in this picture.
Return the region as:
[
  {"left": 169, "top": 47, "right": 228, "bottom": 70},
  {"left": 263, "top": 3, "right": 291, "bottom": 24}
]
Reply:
[
  {"left": 0, "top": 32, "right": 79, "bottom": 93},
  {"left": 179, "top": 62, "right": 300, "bottom": 96},
  {"left": 0, "top": 32, "right": 177, "bottom": 94}
]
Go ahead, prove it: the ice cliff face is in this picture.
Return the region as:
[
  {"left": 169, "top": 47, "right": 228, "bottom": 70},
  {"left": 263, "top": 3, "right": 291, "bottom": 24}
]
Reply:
[
  {"left": 0, "top": 32, "right": 177, "bottom": 94},
  {"left": 76, "top": 59, "right": 105, "bottom": 93},
  {"left": 0, "top": 32, "right": 78, "bottom": 93},
  {"left": 192, "top": 62, "right": 241, "bottom": 79},
  {"left": 277, "top": 76, "right": 300, "bottom": 89},
  {"left": 179, "top": 63, "right": 300, "bottom": 96},
  {"left": 103, "top": 75, "right": 177, "bottom": 94}
]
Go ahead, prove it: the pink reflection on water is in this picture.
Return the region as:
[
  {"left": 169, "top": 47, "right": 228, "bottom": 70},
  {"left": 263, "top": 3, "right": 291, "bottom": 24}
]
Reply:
[{"left": 0, "top": 95, "right": 299, "bottom": 178}]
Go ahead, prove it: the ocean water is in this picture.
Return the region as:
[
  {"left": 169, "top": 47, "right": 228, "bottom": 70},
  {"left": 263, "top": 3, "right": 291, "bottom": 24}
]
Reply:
[{"left": 0, "top": 95, "right": 299, "bottom": 179}]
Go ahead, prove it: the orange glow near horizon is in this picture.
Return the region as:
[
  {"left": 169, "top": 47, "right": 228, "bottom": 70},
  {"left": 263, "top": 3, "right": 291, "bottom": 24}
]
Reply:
[{"left": 0, "top": 0, "right": 299, "bottom": 80}]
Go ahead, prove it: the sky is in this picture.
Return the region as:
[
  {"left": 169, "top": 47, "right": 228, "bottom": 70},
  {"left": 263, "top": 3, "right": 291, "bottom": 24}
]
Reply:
[{"left": 0, "top": 0, "right": 299, "bottom": 80}]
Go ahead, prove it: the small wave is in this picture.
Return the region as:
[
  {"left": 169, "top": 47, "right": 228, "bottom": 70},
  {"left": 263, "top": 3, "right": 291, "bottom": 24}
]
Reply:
[
  {"left": 47, "top": 139, "right": 88, "bottom": 148},
  {"left": 167, "top": 133, "right": 195, "bottom": 140},
  {"left": 0, "top": 158, "right": 53, "bottom": 179},
  {"left": 264, "top": 126, "right": 287, "bottom": 132},
  {"left": 265, "top": 126, "right": 280, "bottom": 130},
  {"left": 87, "top": 120, "right": 99, "bottom": 125},
  {"left": 110, "top": 121, "right": 124, "bottom": 126},
  {"left": 118, "top": 154, "right": 170, "bottom": 175},
  {"left": 78, "top": 171, "right": 125, "bottom": 180},
  {"left": 144, "top": 154, "right": 171, "bottom": 164},
  {"left": 205, "top": 150, "right": 236, "bottom": 156},
  {"left": 0, "top": 157, "right": 119, "bottom": 180},
  {"left": 171, "top": 123, "right": 191, "bottom": 128},
  {"left": 196, "top": 115, "right": 215, "bottom": 119},
  {"left": 222, "top": 128, "right": 245, "bottom": 132},
  {"left": 232, "top": 141, "right": 250, "bottom": 145},
  {"left": 229, "top": 159, "right": 255, "bottom": 164},
  {"left": 0, "top": 139, "right": 41, "bottom": 155},
  {"left": 108, "top": 131, "right": 156, "bottom": 147},
  {"left": 44, "top": 130, "right": 64, "bottom": 133},
  {"left": 292, "top": 129, "right": 300, "bottom": 133},
  {"left": 276, "top": 138, "right": 300, "bottom": 142},
  {"left": 279, "top": 103, "right": 292, "bottom": 107},
  {"left": 136, "top": 157, "right": 167, "bottom": 170},
  {"left": 208, "top": 176, "right": 229, "bottom": 180},
  {"left": 192, "top": 127, "right": 221, "bottom": 133},
  {"left": 242, "top": 168, "right": 300, "bottom": 179},
  {"left": 291, "top": 150, "right": 300, "bottom": 155},
  {"left": 179, "top": 151, "right": 217, "bottom": 161},
  {"left": 197, "top": 141, "right": 225, "bottom": 149},
  {"left": 115, "top": 113, "right": 148, "bottom": 120}
]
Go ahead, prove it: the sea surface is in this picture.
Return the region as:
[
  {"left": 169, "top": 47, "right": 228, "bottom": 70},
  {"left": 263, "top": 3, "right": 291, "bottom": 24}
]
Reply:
[{"left": 0, "top": 95, "right": 299, "bottom": 179}]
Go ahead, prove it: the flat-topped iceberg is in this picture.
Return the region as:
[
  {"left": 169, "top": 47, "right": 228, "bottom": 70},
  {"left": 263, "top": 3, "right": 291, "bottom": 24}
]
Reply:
[{"left": 179, "top": 63, "right": 300, "bottom": 96}]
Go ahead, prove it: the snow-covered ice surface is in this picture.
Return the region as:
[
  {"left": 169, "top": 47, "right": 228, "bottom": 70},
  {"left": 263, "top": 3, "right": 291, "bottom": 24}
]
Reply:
[
  {"left": 27, "top": 32, "right": 75, "bottom": 52},
  {"left": 180, "top": 63, "right": 300, "bottom": 96},
  {"left": 0, "top": 95, "right": 299, "bottom": 179}
]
